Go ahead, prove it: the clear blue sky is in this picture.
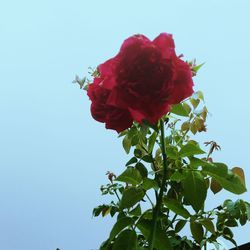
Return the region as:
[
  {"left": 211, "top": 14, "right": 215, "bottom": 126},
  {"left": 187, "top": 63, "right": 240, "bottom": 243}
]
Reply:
[{"left": 0, "top": 1, "right": 250, "bottom": 249}]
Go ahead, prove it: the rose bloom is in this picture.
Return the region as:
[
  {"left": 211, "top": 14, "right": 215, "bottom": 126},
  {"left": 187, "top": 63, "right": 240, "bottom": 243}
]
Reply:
[
  {"left": 87, "top": 33, "right": 194, "bottom": 132},
  {"left": 87, "top": 78, "right": 133, "bottom": 133}
]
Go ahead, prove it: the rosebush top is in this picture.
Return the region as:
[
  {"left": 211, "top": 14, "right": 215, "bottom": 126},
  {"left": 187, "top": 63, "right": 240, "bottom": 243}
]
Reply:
[
  {"left": 76, "top": 32, "right": 250, "bottom": 250},
  {"left": 87, "top": 33, "right": 194, "bottom": 132}
]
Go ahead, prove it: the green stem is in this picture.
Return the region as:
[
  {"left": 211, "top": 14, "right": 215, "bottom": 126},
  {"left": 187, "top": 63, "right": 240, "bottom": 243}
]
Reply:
[
  {"left": 145, "top": 193, "right": 154, "bottom": 208},
  {"left": 114, "top": 190, "right": 121, "bottom": 202},
  {"left": 165, "top": 214, "right": 178, "bottom": 231},
  {"left": 148, "top": 119, "right": 168, "bottom": 250}
]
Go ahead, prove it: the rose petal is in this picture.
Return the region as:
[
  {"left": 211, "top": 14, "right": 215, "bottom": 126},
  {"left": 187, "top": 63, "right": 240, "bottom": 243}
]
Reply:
[
  {"left": 105, "top": 107, "right": 133, "bottom": 133},
  {"left": 120, "top": 34, "right": 151, "bottom": 53},
  {"left": 153, "top": 33, "right": 176, "bottom": 59},
  {"left": 168, "top": 58, "right": 194, "bottom": 104}
]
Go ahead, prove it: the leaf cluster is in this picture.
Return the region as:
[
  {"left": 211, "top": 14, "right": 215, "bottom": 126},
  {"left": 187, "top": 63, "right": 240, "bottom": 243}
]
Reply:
[{"left": 92, "top": 91, "right": 249, "bottom": 250}]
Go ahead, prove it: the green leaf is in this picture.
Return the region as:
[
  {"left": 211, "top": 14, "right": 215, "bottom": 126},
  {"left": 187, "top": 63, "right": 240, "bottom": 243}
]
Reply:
[
  {"left": 100, "top": 238, "right": 112, "bottom": 250},
  {"left": 137, "top": 219, "right": 173, "bottom": 250},
  {"left": 196, "top": 90, "right": 205, "bottom": 101},
  {"left": 141, "top": 155, "right": 153, "bottom": 163},
  {"left": 175, "top": 220, "right": 187, "bottom": 233},
  {"left": 117, "top": 211, "right": 127, "bottom": 221},
  {"left": 166, "top": 146, "right": 179, "bottom": 159},
  {"left": 192, "top": 63, "right": 205, "bottom": 75},
  {"left": 112, "top": 229, "right": 137, "bottom": 250},
  {"left": 141, "top": 209, "right": 153, "bottom": 220},
  {"left": 179, "top": 142, "right": 205, "bottom": 157},
  {"left": 201, "top": 107, "right": 208, "bottom": 121},
  {"left": 190, "top": 121, "right": 197, "bottom": 135},
  {"left": 110, "top": 217, "right": 134, "bottom": 240},
  {"left": 245, "top": 202, "right": 250, "bottom": 220},
  {"left": 232, "top": 167, "right": 246, "bottom": 185},
  {"left": 93, "top": 205, "right": 110, "bottom": 217},
  {"left": 123, "top": 135, "right": 131, "bottom": 154},
  {"left": 134, "top": 149, "right": 143, "bottom": 158},
  {"left": 131, "top": 134, "right": 140, "bottom": 146},
  {"left": 126, "top": 157, "right": 138, "bottom": 166},
  {"left": 189, "top": 157, "right": 208, "bottom": 169},
  {"left": 181, "top": 121, "right": 190, "bottom": 131},
  {"left": 183, "top": 102, "right": 192, "bottom": 114},
  {"left": 223, "top": 235, "right": 238, "bottom": 248},
  {"left": 129, "top": 204, "right": 142, "bottom": 216},
  {"left": 202, "top": 162, "right": 247, "bottom": 194},
  {"left": 210, "top": 178, "right": 222, "bottom": 194},
  {"left": 240, "top": 214, "right": 247, "bottom": 225},
  {"left": 223, "top": 199, "right": 235, "bottom": 211},
  {"left": 190, "top": 98, "right": 200, "bottom": 109},
  {"left": 116, "top": 167, "right": 142, "bottom": 186},
  {"left": 170, "top": 171, "right": 186, "bottom": 182},
  {"left": 211, "top": 242, "right": 221, "bottom": 250},
  {"left": 128, "top": 126, "right": 138, "bottom": 138},
  {"left": 164, "top": 198, "right": 190, "bottom": 219},
  {"left": 120, "top": 187, "right": 145, "bottom": 209},
  {"left": 182, "top": 171, "right": 207, "bottom": 212},
  {"left": 199, "top": 219, "right": 215, "bottom": 234},
  {"left": 135, "top": 162, "right": 148, "bottom": 178},
  {"left": 170, "top": 103, "right": 189, "bottom": 117},
  {"left": 139, "top": 123, "right": 149, "bottom": 137},
  {"left": 102, "top": 206, "right": 111, "bottom": 217},
  {"left": 141, "top": 178, "right": 159, "bottom": 191},
  {"left": 110, "top": 206, "right": 119, "bottom": 217},
  {"left": 223, "top": 227, "right": 234, "bottom": 238},
  {"left": 118, "top": 130, "right": 127, "bottom": 138},
  {"left": 190, "top": 221, "right": 204, "bottom": 244},
  {"left": 194, "top": 117, "right": 206, "bottom": 132},
  {"left": 225, "top": 218, "right": 238, "bottom": 227},
  {"left": 148, "top": 131, "right": 158, "bottom": 153}
]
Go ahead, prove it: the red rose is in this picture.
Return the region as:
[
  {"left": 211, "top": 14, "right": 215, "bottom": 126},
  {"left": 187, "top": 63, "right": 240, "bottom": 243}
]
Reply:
[
  {"left": 87, "top": 78, "right": 133, "bottom": 133},
  {"left": 87, "top": 33, "right": 194, "bottom": 132}
]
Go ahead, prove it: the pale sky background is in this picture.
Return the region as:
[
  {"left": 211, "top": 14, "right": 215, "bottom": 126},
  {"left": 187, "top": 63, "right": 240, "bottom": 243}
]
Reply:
[{"left": 0, "top": 1, "right": 250, "bottom": 249}]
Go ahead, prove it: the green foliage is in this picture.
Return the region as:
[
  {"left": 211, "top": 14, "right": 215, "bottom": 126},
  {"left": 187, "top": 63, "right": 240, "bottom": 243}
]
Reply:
[
  {"left": 120, "top": 187, "right": 145, "bottom": 209},
  {"left": 170, "top": 103, "right": 189, "bottom": 117},
  {"left": 199, "top": 218, "right": 215, "bottom": 234},
  {"left": 112, "top": 229, "right": 137, "bottom": 250},
  {"left": 164, "top": 198, "right": 190, "bottom": 219},
  {"left": 116, "top": 167, "right": 142, "bottom": 186},
  {"left": 92, "top": 91, "right": 249, "bottom": 249},
  {"left": 141, "top": 178, "right": 159, "bottom": 191},
  {"left": 123, "top": 135, "right": 132, "bottom": 154},
  {"left": 179, "top": 142, "right": 205, "bottom": 157},
  {"left": 202, "top": 162, "right": 247, "bottom": 194},
  {"left": 190, "top": 221, "right": 204, "bottom": 244},
  {"left": 175, "top": 220, "right": 187, "bottom": 233},
  {"left": 135, "top": 162, "right": 148, "bottom": 178},
  {"left": 109, "top": 217, "right": 134, "bottom": 240},
  {"left": 182, "top": 171, "right": 207, "bottom": 212},
  {"left": 137, "top": 219, "right": 173, "bottom": 250}
]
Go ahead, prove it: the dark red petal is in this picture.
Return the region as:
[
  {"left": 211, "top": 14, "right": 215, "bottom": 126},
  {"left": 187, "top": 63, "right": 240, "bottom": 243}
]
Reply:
[
  {"left": 98, "top": 58, "right": 118, "bottom": 89},
  {"left": 105, "top": 107, "right": 133, "bottom": 133},
  {"left": 120, "top": 34, "right": 151, "bottom": 53},
  {"left": 106, "top": 87, "right": 130, "bottom": 110},
  {"left": 90, "top": 103, "right": 106, "bottom": 123},
  {"left": 153, "top": 33, "right": 176, "bottom": 59},
  {"left": 128, "top": 101, "right": 171, "bottom": 125},
  {"left": 98, "top": 58, "right": 116, "bottom": 76},
  {"left": 87, "top": 83, "right": 97, "bottom": 100},
  {"left": 128, "top": 108, "right": 145, "bottom": 123},
  {"left": 168, "top": 58, "right": 194, "bottom": 104}
]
